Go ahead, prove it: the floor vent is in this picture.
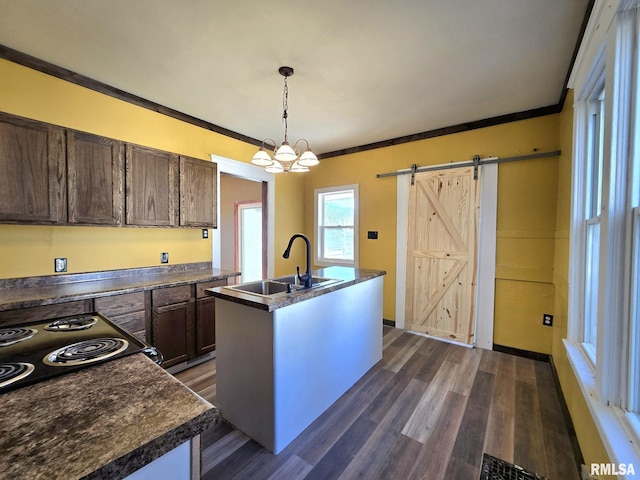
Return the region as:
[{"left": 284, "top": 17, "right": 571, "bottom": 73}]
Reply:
[{"left": 480, "top": 454, "right": 548, "bottom": 480}]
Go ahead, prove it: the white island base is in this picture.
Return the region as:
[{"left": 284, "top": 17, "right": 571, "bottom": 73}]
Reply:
[{"left": 215, "top": 275, "right": 383, "bottom": 453}]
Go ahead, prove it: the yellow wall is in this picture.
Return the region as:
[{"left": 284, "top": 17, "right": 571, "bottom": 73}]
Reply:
[
  {"left": 553, "top": 90, "right": 612, "bottom": 471},
  {"left": 305, "top": 116, "right": 560, "bottom": 354},
  {"left": 0, "top": 54, "right": 612, "bottom": 472},
  {"left": 0, "top": 59, "right": 304, "bottom": 278}
]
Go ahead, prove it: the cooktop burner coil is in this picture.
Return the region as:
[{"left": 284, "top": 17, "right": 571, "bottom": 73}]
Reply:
[
  {"left": 0, "top": 327, "right": 38, "bottom": 347},
  {"left": 43, "top": 338, "right": 129, "bottom": 366},
  {"left": 0, "top": 362, "right": 35, "bottom": 388},
  {"left": 45, "top": 316, "right": 98, "bottom": 332}
]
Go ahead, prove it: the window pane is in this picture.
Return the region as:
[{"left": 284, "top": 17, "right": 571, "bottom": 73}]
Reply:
[
  {"left": 322, "top": 227, "right": 354, "bottom": 261},
  {"left": 584, "top": 220, "right": 600, "bottom": 361},
  {"left": 629, "top": 210, "right": 640, "bottom": 412},
  {"left": 321, "top": 191, "right": 354, "bottom": 227},
  {"left": 316, "top": 185, "right": 358, "bottom": 267},
  {"left": 587, "top": 97, "right": 604, "bottom": 218}
]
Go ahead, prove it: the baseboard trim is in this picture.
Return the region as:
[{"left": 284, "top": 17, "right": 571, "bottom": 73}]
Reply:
[{"left": 492, "top": 343, "right": 550, "bottom": 363}]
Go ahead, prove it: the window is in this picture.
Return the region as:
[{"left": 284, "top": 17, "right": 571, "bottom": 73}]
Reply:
[
  {"left": 315, "top": 184, "right": 359, "bottom": 266},
  {"left": 568, "top": 3, "right": 640, "bottom": 467},
  {"left": 583, "top": 85, "right": 605, "bottom": 363}
]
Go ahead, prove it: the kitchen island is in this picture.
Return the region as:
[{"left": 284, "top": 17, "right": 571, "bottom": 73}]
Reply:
[
  {"left": 206, "top": 266, "right": 385, "bottom": 453},
  {"left": 0, "top": 353, "right": 218, "bottom": 479}
]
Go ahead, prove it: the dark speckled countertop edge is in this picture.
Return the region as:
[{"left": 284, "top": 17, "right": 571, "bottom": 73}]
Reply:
[
  {"left": 1, "top": 354, "right": 220, "bottom": 480},
  {"left": 0, "top": 267, "right": 241, "bottom": 312},
  {"left": 84, "top": 408, "right": 219, "bottom": 480},
  {"left": 206, "top": 267, "right": 386, "bottom": 312}
]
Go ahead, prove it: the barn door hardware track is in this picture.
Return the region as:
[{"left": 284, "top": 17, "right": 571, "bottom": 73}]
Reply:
[{"left": 376, "top": 150, "right": 561, "bottom": 184}]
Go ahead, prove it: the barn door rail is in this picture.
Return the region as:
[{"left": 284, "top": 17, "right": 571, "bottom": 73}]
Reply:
[{"left": 375, "top": 150, "right": 561, "bottom": 185}]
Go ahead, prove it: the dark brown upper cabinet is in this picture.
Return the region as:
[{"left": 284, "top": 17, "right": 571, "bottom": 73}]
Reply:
[
  {"left": 0, "top": 112, "right": 66, "bottom": 223},
  {"left": 179, "top": 155, "right": 217, "bottom": 228},
  {"left": 125, "top": 144, "right": 178, "bottom": 226},
  {"left": 67, "top": 130, "right": 124, "bottom": 225}
]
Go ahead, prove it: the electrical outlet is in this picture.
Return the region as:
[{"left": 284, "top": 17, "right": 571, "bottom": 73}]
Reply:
[
  {"left": 202, "top": 229, "right": 209, "bottom": 239},
  {"left": 543, "top": 314, "right": 554, "bottom": 327},
  {"left": 161, "top": 252, "right": 169, "bottom": 264},
  {"left": 54, "top": 257, "right": 67, "bottom": 273}
]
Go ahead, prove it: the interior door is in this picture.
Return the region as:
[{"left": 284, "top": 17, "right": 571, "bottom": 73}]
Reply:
[
  {"left": 405, "top": 166, "right": 480, "bottom": 345},
  {"left": 236, "top": 201, "right": 263, "bottom": 282}
]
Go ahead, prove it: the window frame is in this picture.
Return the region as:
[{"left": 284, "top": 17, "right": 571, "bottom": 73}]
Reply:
[
  {"left": 314, "top": 184, "right": 359, "bottom": 267},
  {"left": 567, "top": 2, "right": 640, "bottom": 468}
]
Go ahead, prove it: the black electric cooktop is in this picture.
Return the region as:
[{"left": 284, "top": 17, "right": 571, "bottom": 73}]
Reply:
[{"left": 0, "top": 312, "right": 162, "bottom": 393}]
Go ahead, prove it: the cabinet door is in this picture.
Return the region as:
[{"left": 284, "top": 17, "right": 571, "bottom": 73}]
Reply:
[
  {"left": 125, "top": 144, "right": 178, "bottom": 226},
  {"left": 179, "top": 156, "right": 217, "bottom": 228},
  {"left": 196, "top": 297, "right": 216, "bottom": 355},
  {"left": 0, "top": 113, "right": 66, "bottom": 223},
  {"left": 152, "top": 301, "right": 194, "bottom": 368},
  {"left": 67, "top": 131, "right": 124, "bottom": 225}
]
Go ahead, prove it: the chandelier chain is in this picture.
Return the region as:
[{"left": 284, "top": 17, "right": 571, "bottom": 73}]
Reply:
[{"left": 282, "top": 76, "right": 289, "bottom": 143}]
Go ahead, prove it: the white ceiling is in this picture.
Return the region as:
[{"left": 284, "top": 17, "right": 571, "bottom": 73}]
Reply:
[{"left": 0, "top": 0, "right": 589, "bottom": 155}]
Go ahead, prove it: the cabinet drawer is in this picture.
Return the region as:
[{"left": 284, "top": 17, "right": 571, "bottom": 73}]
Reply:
[
  {"left": 95, "top": 292, "right": 145, "bottom": 316},
  {"left": 152, "top": 285, "right": 192, "bottom": 307},
  {"left": 110, "top": 310, "right": 146, "bottom": 337},
  {"left": 196, "top": 279, "right": 227, "bottom": 298},
  {"left": 0, "top": 301, "right": 89, "bottom": 327}
]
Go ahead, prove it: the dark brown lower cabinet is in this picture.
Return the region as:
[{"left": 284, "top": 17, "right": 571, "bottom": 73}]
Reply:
[
  {"left": 94, "top": 292, "right": 146, "bottom": 343},
  {"left": 152, "top": 300, "right": 195, "bottom": 368},
  {"left": 196, "top": 296, "right": 216, "bottom": 355},
  {"left": 151, "top": 279, "right": 226, "bottom": 369}
]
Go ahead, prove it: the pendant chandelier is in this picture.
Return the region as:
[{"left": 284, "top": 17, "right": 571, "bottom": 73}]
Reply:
[{"left": 251, "top": 66, "right": 319, "bottom": 173}]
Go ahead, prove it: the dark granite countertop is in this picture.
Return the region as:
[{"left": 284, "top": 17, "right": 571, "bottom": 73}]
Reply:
[
  {"left": 0, "top": 353, "right": 218, "bottom": 480},
  {"left": 0, "top": 263, "right": 240, "bottom": 312},
  {"left": 206, "top": 266, "right": 386, "bottom": 312}
]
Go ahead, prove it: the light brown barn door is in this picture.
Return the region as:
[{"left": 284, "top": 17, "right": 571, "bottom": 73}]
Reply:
[{"left": 405, "top": 166, "right": 480, "bottom": 345}]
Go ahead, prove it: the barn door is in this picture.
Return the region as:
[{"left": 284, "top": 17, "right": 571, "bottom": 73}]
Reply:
[{"left": 405, "top": 166, "right": 480, "bottom": 345}]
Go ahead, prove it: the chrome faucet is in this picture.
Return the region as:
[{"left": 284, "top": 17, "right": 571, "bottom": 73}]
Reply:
[{"left": 282, "top": 233, "right": 312, "bottom": 288}]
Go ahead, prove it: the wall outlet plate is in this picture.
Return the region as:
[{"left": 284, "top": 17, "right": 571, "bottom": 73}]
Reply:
[
  {"left": 202, "top": 229, "right": 209, "bottom": 239},
  {"left": 161, "top": 252, "right": 169, "bottom": 264},
  {"left": 543, "top": 314, "right": 553, "bottom": 326},
  {"left": 54, "top": 258, "right": 67, "bottom": 273}
]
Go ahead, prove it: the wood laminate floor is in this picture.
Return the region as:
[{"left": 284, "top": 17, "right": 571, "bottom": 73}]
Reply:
[{"left": 175, "top": 327, "right": 580, "bottom": 480}]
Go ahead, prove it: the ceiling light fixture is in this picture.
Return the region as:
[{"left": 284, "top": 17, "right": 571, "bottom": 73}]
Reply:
[{"left": 251, "top": 66, "right": 319, "bottom": 173}]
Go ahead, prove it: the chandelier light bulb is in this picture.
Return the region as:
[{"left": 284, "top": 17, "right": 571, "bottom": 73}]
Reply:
[
  {"left": 265, "top": 160, "right": 284, "bottom": 174},
  {"left": 251, "top": 148, "right": 273, "bottom": 166},
  {"left": 298, "top": 149, "right": 319, "bottom": 167}
]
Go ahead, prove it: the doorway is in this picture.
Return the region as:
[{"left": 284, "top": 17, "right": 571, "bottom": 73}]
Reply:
[
  {"left": 236, "top": 201, "right": 263, "bottom": 282},
  {"left": 210, "top": 155, "right": 275, "bottom": 280}
]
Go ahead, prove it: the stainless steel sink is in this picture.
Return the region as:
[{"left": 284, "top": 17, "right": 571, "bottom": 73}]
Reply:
[
  {"left": 224, "top": 275, "right": 342, "bottom": 298},
  {"left": 271, "top": 275, "right": 341, "bottom": 288},
  {"left": 226, "top": 280, "right": 290, "bottom": 296}
]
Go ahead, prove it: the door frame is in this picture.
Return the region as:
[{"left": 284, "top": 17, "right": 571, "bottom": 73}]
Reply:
[
  {"left": 395, "top": 163, "right": 497, "bottom": 350},
  {"left": 210, "top": 154, "right": 275, "bottom": 279}
]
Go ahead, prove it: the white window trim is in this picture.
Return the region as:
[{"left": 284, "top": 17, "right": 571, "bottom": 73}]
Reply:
[
  {"left": 314, "top": 184, "right": 359, "bottom": 267},
  {"left": 567, "top": 1, "right": 640, "bottom": 472}
]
